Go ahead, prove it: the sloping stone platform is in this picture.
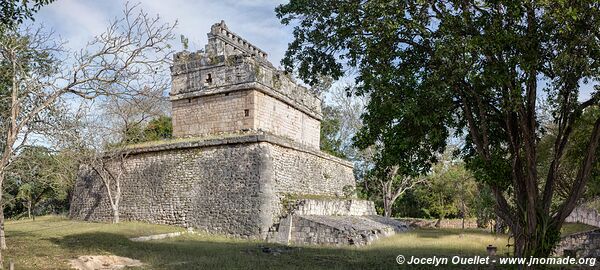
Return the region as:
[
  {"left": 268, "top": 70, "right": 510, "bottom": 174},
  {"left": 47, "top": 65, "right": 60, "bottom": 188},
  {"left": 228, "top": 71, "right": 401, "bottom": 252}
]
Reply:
[
  {"left": 291, "top": 215, "right": 406, "bottom": 246},
  {"left": 268, "top": 199, "right": 408, "bottom": 246}
]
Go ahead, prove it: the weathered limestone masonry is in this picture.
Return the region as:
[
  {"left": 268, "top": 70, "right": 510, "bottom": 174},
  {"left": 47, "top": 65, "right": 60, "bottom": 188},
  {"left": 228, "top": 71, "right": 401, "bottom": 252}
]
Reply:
[
  {"left": 270, "top": 199, "right": 407, "bottom": 246},
  {"left": 170, "top": 21, "right": 321, "bottom": 149},
  {"left": 554, "top": 229, "right": 600, "bottom": 258},
  {"left": 71, "top": 134, "right": 357, "bottom": 238},
  {"left": 553, "top": 205, "right": 600, "bottom": 258},
  {"left": 565, "top": 206, "right": 600, "bottom": 228},
  {"left": 70, "top": 21, "right": 407, "bottom": 245}
]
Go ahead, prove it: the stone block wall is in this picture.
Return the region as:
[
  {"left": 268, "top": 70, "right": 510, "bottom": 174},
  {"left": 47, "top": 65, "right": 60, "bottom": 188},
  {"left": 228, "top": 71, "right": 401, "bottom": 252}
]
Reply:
[
  {"left": 565, "top": 206, "right": 600, "bottom": 227},
  {"left": 254, "top": 91, "right": 320, "bottom": 148},
  {"left": 170, "top": 30, "right": 323, "bottom": 150},
  {"left": 205, "top": 21, "right": 269, "bottom": 60},
  {"left": 396, "top": 218, "right": 483, "bottom": 229},
  {"left": 70, "top": 142, "right": 273, "bottom": 238},
  {"left": 554, "top": 229, "right": 600, "bottom": 258},
  {"left": 172, "top": 89, "right": 321, "bottom": 149},
  {"left": 172, "top": 90, "right": 254, "bottom": 137},
  {"left": 269, "top": 142, "right": 355, "bottom": 204},
  {"left": 170, "top": 54, "right": 321, "bottom": 119},
  {"left": 70, "top": 134, "right": 355, "bottom": 239},
  {"left": 290, "top": 199, "right": 377, "bottom": 216},
  {"left": 267, "top": 199, "right": 405, "bottom": 246},
  {"left": 273, "top": 215, "right": 396, "bottom": 246}
]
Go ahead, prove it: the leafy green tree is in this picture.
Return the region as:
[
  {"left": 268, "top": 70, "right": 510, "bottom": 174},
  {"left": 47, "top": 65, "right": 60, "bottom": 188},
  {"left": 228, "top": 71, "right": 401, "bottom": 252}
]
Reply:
[
  {"left": 429, "top": 163, "right": 477, "bottom": 228},
  {"left": 538, "top": 106, "right": 600, "bottom": 203},
  {"left": 0, "top": 2, "right": 175, "bottom": 257},
  {"left": 122, "top": 123, "right": 145, "bottom": 145},
  {"left": 6, "top": 147, "right": 75, "bottom": 220},
  {"left": 563, "top": 107, "right": 600, "bottom": 199},
  {"left": 276, "top": 0, "right": 600, "bottom": 257},
  {"left": 0, "top": 0, "right": 53, "bottom": 30},
  {"left": 394, "top": 162, "right": 492, "bottom": 227},
  {"left": 395, "top": 169, "right": 494, "bottom": 228},
  {"left": 426, "top": 171, "right": 459, "bottom": 223},
  {"left": 0, "top": 0, "right": 55, "bottom": 258},
  {"left": 320, "top": 104, "right": 345, "bottom": 158},
  {"left": 393, "top": 186, "right": 432, "bottom": 218},
  {"left": 118, "top": 115, "right": 173, "bottom": 145},
  {"left": 472, "top": 184, "right": 497, "bottom": 229},
  {"left": 144, "top": 116, "right": 173, "bottom": 141},
  {"left": 364, "top": 147, "right": 428, "bottom": 217}
]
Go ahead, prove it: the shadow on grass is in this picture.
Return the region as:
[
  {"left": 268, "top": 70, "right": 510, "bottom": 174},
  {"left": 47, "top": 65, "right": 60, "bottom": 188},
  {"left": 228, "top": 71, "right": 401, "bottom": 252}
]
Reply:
[
  {"left": 8, "top": 222, "right": 78, "bottom": 238},
  {"left": 48, "top": 232, "right": 516, "bottom": 270}
]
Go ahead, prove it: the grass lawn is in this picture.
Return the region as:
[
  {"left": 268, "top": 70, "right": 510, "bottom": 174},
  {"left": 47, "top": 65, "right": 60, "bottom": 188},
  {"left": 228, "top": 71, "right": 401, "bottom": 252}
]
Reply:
[
  {"left": 561, "top": 222, "right": 598, "bottom": 237},
  {"left": 6, "top": 216, "right": 587, "bottom": 270}
]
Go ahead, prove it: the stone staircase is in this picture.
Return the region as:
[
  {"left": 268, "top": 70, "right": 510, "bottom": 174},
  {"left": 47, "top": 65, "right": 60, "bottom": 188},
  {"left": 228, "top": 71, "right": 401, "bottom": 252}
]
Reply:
[{"left": 268, "top": 199, "right": 409, "bottom": 246}]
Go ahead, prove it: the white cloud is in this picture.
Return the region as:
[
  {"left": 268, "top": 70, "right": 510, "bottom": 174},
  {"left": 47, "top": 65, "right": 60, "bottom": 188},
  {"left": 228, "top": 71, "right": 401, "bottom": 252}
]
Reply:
[
  {"left": 36, "top": 0, "right": 116, "bottom": 50},
  {"left": 34, "top": 0, "right": 292, "bottom": 66}
]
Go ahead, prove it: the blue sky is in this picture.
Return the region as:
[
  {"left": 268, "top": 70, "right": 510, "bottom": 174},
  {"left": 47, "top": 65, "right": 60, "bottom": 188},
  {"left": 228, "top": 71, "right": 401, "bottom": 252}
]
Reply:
[
  {"left": 33, "top": 0, "right": 596, "bottom": 101},
  {"left": 35, "top": 0, "right": 291, "bottom": 67}
]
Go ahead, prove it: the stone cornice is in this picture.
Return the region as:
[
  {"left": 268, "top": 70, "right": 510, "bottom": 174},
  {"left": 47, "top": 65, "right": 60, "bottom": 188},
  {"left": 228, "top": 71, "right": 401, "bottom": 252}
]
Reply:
[
  {"left": 120, "top": 133, "right": 353, "bottom": 168},
  {"left": 170, "top": 81, "right": 323, "bottom": 120}
]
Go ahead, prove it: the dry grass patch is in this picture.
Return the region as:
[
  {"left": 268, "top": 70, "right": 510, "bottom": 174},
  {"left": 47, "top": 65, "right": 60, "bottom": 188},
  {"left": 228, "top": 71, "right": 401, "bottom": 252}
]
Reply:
[{"left": 6, "top": 216, "right": 516, "bottom": 269}]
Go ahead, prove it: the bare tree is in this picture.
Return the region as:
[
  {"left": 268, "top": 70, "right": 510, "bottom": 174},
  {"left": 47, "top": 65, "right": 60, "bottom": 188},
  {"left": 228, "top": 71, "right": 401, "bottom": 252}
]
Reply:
[
  {"left": 324, "top": 83, "right": 369, "bottom": 157},
  {"left": 377, "top": 165, "right": 427, "bottom": 218},
  {"left": 69, "top": 107, "right": 141, "bottom": 224},
  {"left": 99, "top": 86, "right": 169, "bottom": 144},
  {"left": 0, "top": 2, "right": 175, "bottom": 262},
  {"left": 80, "top": 149, "right": 129, "bottom": 224}
]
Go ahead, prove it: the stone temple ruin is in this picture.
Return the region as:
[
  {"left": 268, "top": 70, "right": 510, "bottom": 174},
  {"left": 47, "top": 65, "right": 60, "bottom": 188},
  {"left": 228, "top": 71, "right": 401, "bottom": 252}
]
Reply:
[{"left": 70, "top": 21, "right": 407, "bottom": 245}]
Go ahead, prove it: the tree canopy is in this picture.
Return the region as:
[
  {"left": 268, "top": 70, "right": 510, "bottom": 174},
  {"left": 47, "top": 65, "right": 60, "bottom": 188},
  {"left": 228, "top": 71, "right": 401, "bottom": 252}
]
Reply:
[
  {"left": 277, "top": 0, "right": 600, "bottom": 257},
  {"left": 0, "top": 0, "right": 54, "bottom": 29}
]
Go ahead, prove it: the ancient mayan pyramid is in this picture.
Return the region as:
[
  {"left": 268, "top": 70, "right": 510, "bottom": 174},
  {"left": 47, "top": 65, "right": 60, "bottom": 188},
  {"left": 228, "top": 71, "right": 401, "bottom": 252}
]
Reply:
[{"left": 70, "top": 21, "right": 407, "bottom": 245}]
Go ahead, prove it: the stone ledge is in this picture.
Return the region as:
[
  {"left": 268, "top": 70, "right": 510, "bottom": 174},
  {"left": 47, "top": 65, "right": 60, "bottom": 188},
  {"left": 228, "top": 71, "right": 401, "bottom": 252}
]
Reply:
[
  {"left": 297, "top": 215, "right": 406, "bottom": 232},
  {"left": 120, "top": 132, "right": 353, "bottom": 168},
  {"left": 129, "top": 231, "right": 185, "bottom": 242},
  {"left": 287, "top": 199, "right": 377, "bottom": 216}
]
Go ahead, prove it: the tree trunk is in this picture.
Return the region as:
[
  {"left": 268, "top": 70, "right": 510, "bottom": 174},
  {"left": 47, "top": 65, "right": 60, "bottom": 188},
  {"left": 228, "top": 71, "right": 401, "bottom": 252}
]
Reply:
[
  {"left": 383, "top": 198, "right": 391, "bottom": 217},
  {"left": 0, "top": 209, "right": 2, "bottom": 269},
  {"left": 461, "top": 200, "right": 465, "bottom": 230},
  {"left": 0, "top": 207, "right": 6, "bottom": 250},
  {"left": 0, "top": 212, "right": 5, "bottom": 270},
  {"left": 435, "top": 218, "right": 442, "bottom": 228},
  {"left": 0, "top": 171, "right": 4, "bottom": 269},
  {"left": 383, "top": 192, "right": 392, "bottom": 217},
  {"left": 27, "top": 201, "right": 31, "bottom": 219},
  {"left": 513, "top": 224, "right": 559, "bottom": 259},
  {"left": 112, "top": 204, "right": 120, "bottom": 224},
  {"left": 498, "top": 212, "right": 561, "bottom": 262},
  {"left": 0, "top": 182, "right": 6, "bottom": 251}
]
